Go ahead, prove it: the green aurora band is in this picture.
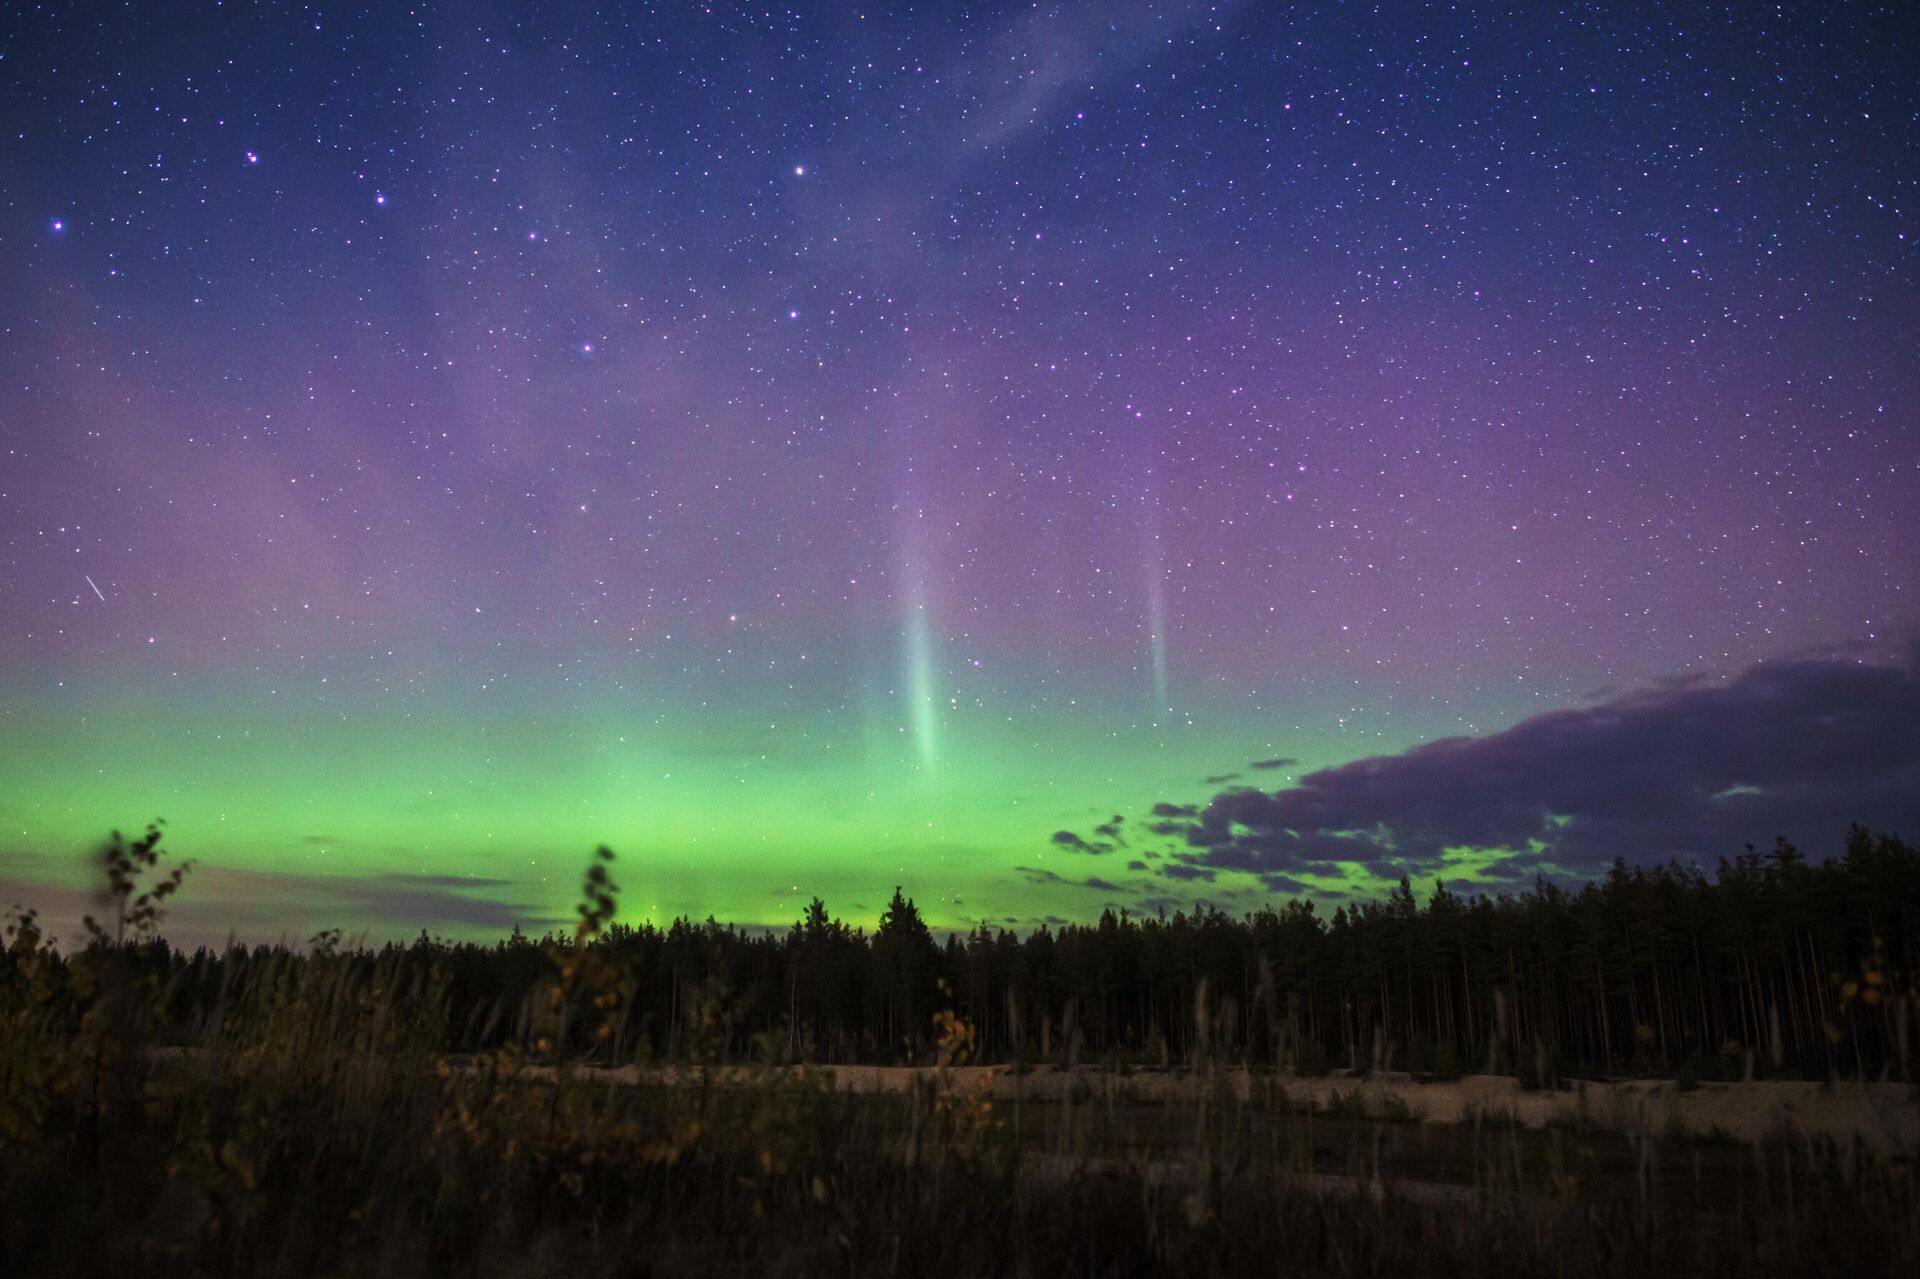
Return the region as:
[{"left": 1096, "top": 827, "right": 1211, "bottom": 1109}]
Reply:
[{"left": 0, "top": 650, "right": 1516, "bottom": 941}]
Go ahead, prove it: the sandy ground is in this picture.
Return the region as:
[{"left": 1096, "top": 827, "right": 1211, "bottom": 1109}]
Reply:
[
  {"left": 150, "top": 1047, "right": 1919, "bottom": 1153},
  {"left": 566, "top": 1063, "right": 1920, "bottom": 1154}
]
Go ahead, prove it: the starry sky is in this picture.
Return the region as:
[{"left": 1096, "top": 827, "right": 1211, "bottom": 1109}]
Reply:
[{"left": 2, "top": 1, "right": 1916, "bottom": 943}]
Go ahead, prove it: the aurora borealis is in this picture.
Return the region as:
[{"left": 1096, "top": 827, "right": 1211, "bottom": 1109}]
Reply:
[{"left": 3, "top": 2, "right": 1916, "bottom": 943}]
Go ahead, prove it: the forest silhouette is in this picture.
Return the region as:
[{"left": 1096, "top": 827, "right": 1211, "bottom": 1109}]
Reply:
[{"left": 29, "top": 821, "right": 1919, "bottom": 1084}]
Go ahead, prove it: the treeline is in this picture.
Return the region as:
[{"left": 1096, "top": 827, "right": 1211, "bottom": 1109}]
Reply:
[{"left": 11, "top": 825, "right": 1920, "bottom": 1082}]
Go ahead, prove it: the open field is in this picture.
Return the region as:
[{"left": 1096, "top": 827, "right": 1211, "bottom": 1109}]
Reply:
[
  {"left": 13, "top": 1043, "right": 1920, "bottom": 1277},
  {"left": 529, "top": 1063, "right": 1920, "bottom": 1153}
]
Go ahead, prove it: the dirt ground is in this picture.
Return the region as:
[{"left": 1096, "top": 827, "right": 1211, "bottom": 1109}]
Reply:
[
  {"left": 155, "top": 1044, "right": 1918, "bottom": 1153},
  {"left": 586, "top": 1063, "right": 1920, "bottom": 1153}
]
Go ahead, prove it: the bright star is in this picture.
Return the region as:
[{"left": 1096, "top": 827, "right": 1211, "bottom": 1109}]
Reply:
[
  {"left": 794, "top": 165, "right": 805, "bottom": 175},
  {"left": 50, "top": 219, "right": 63, "bottom": 232}
]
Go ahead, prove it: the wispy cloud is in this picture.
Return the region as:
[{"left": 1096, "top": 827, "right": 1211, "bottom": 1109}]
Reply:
[{"left": 0, "top": 861, "right": 565, "bottom": 950}]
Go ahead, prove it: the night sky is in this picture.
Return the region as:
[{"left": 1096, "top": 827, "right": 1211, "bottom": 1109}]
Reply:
[{"left": 3, "top": 1, "right": 1916, "bottom": 942}]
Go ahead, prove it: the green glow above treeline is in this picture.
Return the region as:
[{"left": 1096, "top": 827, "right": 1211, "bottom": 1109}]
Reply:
[{"left": 0, "top": 653, "right": 1505, "bottom": 943}]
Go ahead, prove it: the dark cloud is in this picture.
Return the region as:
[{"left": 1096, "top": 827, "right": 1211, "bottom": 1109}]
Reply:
[
  {"left": 0, "top": 862, "right": 563, "bottom": 950},
  {"left": 1202, "top": 773, "right": 1241, "bottom": 786},
  {"left": 1019, "top": 866, "right": 1128, "bottom": 895},
  {"left": 1249, "top": 757, "right": 1297, "bottom": 771},
  {"left": 379, "top": 873, "right": 517, "bottom": 890},
  {"left": 1145, "top": 802, "right": 1200, "bottom": 837},
  {"left": 1170, "top": 654, "right": 1920, "bottom": 881},
  {"left": 1092, "top": 814, "right": 1127, "bottom": 844},
  {"left": 1050, "top": 828, "right": 1115, "bottom": 854},
  {"left": 1161, "top": 863, "right": 1216, "bottom": 882},
  {"left": 322, "top": 879, "right": 548, "bottom": 931},
  {"left": 1476, "top": 852, "right": 1557, "bottom": 884}
]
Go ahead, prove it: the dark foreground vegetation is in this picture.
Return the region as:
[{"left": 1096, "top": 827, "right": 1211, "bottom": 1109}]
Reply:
[{"left": 4, "top": 825, "right": 1919, "bottom": 1275}]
